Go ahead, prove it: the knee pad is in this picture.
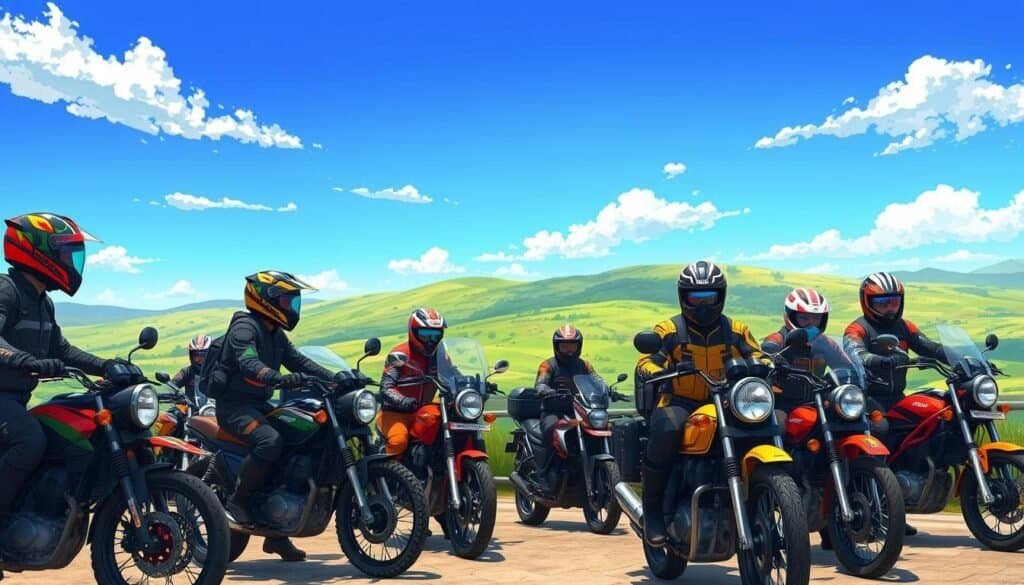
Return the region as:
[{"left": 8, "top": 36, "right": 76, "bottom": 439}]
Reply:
[{"left": 387, "top": 430, "right": 410, "bottom": 456}]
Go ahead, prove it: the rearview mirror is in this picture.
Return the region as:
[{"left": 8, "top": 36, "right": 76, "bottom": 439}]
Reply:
[
  {"left": 364, "top": 338, "right": 382, "bottom": 357},
  {"left": 985, "top": 333, "right": 999, "bottom": 352},
  {"left": 492, "top": 359, "right": 510, "bottom": 374},
  {"left": 785, "top": 328, "right": 808, "bottom": 348},
  {"left": 386, "top": 352, "right": 408, "bottom": 368},
  {"left": 634, "top": 331, "right": 661, "bottom": 354},
  {"left": 616, "top": 373, "right": 628, "bottom": 383},
  {"left": 155, "top": 371, "right": 170, "bottom": 384},
  {"left": 138, "top": 326, "right": 159, "bottom": 350},
  {"left": 875, "top": 334, "right": 900, "bottom": 354}
]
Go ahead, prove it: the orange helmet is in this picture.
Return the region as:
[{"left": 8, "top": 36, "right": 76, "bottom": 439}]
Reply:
[
  {"left": 244, "top": 271, "right": 316, "bottom": 331},
  {"left": 859, "top": 272, "right": 904, "bottom": 323},
  {"left": 552, "top": 324, "right": 583, "bottom": 365},
  {"left": 4, "top": 213, "right": 98, "bottom": 296},
  {"left": 408, "top": 307, "right": 447, "bottom": 356}
]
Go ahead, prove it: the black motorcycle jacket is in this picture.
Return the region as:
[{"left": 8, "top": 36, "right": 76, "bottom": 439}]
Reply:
[
  {"left": 844, "top": 316, "right": 946, "bottom": 397},
  {"left": 535, "top": 356, "right": 597, "bottom": 394}
]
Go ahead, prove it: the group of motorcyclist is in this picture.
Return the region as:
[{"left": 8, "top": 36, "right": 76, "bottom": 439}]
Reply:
[{"left": 0, "top": 210, "right": 965, "bottom": 574}]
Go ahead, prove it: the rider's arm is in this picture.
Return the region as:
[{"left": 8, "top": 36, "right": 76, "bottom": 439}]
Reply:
[
  {"left": 281, "top": 337, "right": 335, "bottom": 380},
  {"left": 227, "top": 321, "right": 280, "bottom": 387},
  {"left": 904, "top": 320, "right": 946, "bottom": 363},
  {"left": 51, "top": 323, "right": 106, "bottom": 376},
  {"left": 535, "top": 360, "right": 554, "bottom": 392},
  {"left": 760, "top": 331, "right": 784, "bottom": 355},
  {"left": 731, "top": 321, "right": 771, "bottom": 365},
  {"left": 844, "top": 322, "right": 886, "bottom": 368},
  {"left": 0, "top": 283, "right": 34, "bottom": 369},
  {"left": 171, "top": 366, "right": 192, "bottom": 388},
  {"left": 636, "top": 321, "right": 676, "bottom": 378},
  {"left": 379, "top": 360, "right": 414, "bottom": 410}
]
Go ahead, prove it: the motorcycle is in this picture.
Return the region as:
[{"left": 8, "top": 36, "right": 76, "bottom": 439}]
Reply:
[
  {"left": 616, "top": 330, "right": 810, "bottom": 585},
  {"left": 388, "top": 337, "right": 507, "bottom": 559},
  {"left": 151, "top": 381, "right": 216, "bottom": 471},
  {"left": 774, "top": 329, "right": 905, "bottom": 578},
  {"left": 873, "top": 324, "right": 1024, "bottom": 551},
  {"left": 186, "top": 339, "right": 429, "bottom": 578},
  {"left": 507, "top": 372, "right": 631, "bottom": 534},
  {"left": 0, "top": 327, "right": 229, "bottom": 584}
]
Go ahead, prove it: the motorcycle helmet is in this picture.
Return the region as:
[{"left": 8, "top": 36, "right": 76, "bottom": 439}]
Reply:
[
  {"left": 783, "top": 288, "right": 830, "bottom": 339},
  {"left": 188, "top": 334, "right": 212, "bottom": 367},
  {"left": 552, "top": 324, "right": 583, "bottom": 366},
  {"left": 244, "top": 270, "right": 316, "bottom": 331},
  {"left": 409, "top": 307, "right": 447, "bottom": 356},
  {"left": 677, "top": 260, "right": 727, "bottom": 327},
  {"left": 4, "top": 213, "right": 99, "bottom": 296},
  {"left": 860, "top": 272, "right": 904, "bottom": 324}
]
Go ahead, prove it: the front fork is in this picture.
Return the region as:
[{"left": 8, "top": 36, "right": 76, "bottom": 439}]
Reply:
[
  {"left": 815, "top": 394, "right": 855, "bottom": 522},
  {"left": 950, "top": 382, "right": 995, "bottom": 504},
  {"left": 715, "top": 393, "right": 754, "bottom": 551},
  {"left": 576, "top": 410, "right": 595, "bottom": 497},
  {"left": 440, "top": 401, "right": 462, "bottom": 509},
  {"left": 97, "top": 395, "right": 152, "bottom": 551},
  {"left": 324, "top": 399, "right": 376, "bottom": 525}
]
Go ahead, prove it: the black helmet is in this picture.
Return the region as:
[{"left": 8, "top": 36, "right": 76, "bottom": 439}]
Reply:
[
  {"left": 552, "top": 324, "right": 583, "bottom": 366},
  {"left": 677, "top": 261, "right": 727, "bottom": 327}
]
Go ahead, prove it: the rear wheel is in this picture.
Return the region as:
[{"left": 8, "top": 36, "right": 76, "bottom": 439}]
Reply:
[
  {"left": 738, "top": 466, "right": 810, "bottom": 585},
  {"left": 961, "top": 451, "right": 1024, "bottom": 551},
  {"left": 643, "top": 539, "right": 687, "bottom": 580},
  {"left": 583, "top": 459, "right": 622, "bottom": 534},
  {"left": 446, "top": 459, "right": 497, "bottom": 559},
  {"left": 514, "top": 444, "right": 550, "bottom": 525},
  {"left": 827, "top": 459, "right": 905, "bottom": 578}
]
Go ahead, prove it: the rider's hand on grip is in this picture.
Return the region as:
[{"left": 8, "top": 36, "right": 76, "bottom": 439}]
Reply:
[
  {"left": 27, "top": 357, "right": 64, "bottom": 378},
  {"left": 279, "top": 373, "right": 304, "bottom": 389},
  {"left": 399, "top": 396, "right": 419, "bottom": 411},
  {"left": 333, "top": 370, "right": 366, "bottom": 391}
]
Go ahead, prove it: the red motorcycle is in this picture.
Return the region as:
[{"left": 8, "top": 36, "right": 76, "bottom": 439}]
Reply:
[
  {"left": 873, "top": 324, "right": 1024, "bottom": 551},
  {"left": 389, "top": 337, "right": 508, "bottom": 559}
]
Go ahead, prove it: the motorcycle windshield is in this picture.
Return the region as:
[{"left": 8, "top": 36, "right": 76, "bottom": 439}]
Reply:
[
  {"left": 937, "top": 324, "right": 992, "bottom": 377},
  {"left": 436, "top": 337, "right": 487, "bottom": 392},
  {"left": 805, "top": 335, "right": 867, "bottom": 388},
  {"left": 573, "top": 375, "right": 610, "bottom": 408},
  {"left": 297, "top": 345, "right": 352, "bottom": 373}
]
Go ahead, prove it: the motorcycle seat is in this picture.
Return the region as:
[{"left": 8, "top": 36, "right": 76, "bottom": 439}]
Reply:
[
  {"left": 522, "top": 419, "right": 544, "bottom": 445},
  {"left": 186, "top": 415, "right": 249, "bottom": 448}
]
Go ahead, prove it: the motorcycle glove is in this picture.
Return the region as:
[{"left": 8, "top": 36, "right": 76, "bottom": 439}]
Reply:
[{"left": 28, "top": 358, "right": 64, "bottom": 378}]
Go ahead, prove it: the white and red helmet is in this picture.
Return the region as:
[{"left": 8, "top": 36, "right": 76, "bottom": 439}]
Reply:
[
  {"left": 188, "top": 334, "right": 212, "bottom": 365},
  {"left": 408, "top": 307, "right": 447, "bottom": 356},
  {"left": 783, "top": 288, "right": 830, "bottom": 333}
]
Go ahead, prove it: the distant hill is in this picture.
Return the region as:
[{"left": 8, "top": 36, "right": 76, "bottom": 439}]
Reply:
[
  {"left": 892, "top": 268, "right": 1024, "bottom": 289},
  {"left": 54, "top": 299, "right": 242, "bottom": 326},
  {"left": 972, "top": 259, "right": 1024, "bottom": 275}
]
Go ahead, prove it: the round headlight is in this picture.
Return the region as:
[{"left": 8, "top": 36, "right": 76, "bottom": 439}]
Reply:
[
  {"left": 588, "top": 408, "right": 609, "bottom": 429},
  {"left": 198, "top": 403, "right": 217, "bottom": 417},
  {"left": 729, "top": 378, "right": 774, "bottom": 423},
  {"left": 353, "top": 390, "right": 379, "bottom": 424},
  {"left": 972, "top": 375, "right": 999, "bottom": 408},
  {"left": 130, "top": 384, "right": 160, "bottom": 428},
  {"left": 830, "top": 384, "right": 866, "bottom": 421},
  {"left": 455, "top": 390, "right": 484, "bottom": 420}
]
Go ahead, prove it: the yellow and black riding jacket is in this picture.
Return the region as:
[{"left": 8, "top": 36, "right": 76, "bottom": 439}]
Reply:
[{"left": 637, "top": 314, "right": 765, "bottom": 404}]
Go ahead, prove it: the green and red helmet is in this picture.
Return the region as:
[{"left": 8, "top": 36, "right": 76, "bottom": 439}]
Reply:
[{"left": 4, "top": 213, "right": 99, "bottom": 296}]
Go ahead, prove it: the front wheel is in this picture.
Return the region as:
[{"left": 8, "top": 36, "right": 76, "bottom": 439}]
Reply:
[
  {"left": 90, "top": 471, "right": 230, "bottom": 585},
  {"left": 583, "top": 459, "right": 623, "bottom": 534},
  {"left": 738, "top": 466, "right": 810, "bottom": 585},
  {"left": 336, "top": 460, "right": 429, "bottom": 578},
  {"left": 643, "top": 540, "right": 687, "bottom": 580},
  {"left": 446, "top": 459, "right": 497, "bottom": 559},
  {"left": 827, "top": 459, "right": 905, "bottom": 578},
  {"left": 961, "top": 451, "right": 1024, "bottom": 551}
]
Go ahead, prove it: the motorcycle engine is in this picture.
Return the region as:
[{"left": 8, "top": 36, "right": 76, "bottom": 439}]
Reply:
[
  {"left": 895, "top": 470, "right": 927, "bottom": 505},
  {"left": 21, "top": 468, "right": 69, "bottom": 517},
  {"left": 262, "top": 489, "right": 307, "bottom": 530},
  {"left": 0, "top": 514, "right": 65, "bottom": 560},
  {"left": 282, "top": 455, "right": 314, "bottom": 493}
]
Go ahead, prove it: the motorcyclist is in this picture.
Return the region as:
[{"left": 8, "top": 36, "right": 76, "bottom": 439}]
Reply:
[
  {"left": 761, "top": 288, "right": 854, "bottom": 412},
  {"left": 377, "top": 307, "right": 447, "bottom": 457},
  {"left": 636, "top": 261, "right": 767, "bottom": 546},
  {"left": 217, "top": 270, "right": 368, "bottom": 561},
  {"left": 171, "top": 334, "right": 211, "bottom": 407},
  {"left": 534, "top": 324, "right": 598, "bottom": 486},
  {"left": 844, "top": 271, "right": 948, "bottom": 537},
  {"left": 0, "top": 213, "right": 124, "bottom": 522}
]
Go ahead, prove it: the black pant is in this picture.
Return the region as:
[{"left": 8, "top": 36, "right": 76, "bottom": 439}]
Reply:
[
  {"left": 0, "top": 394, "right": 46, "bottom": 515},
  {"left": 646, "top": 397, "right": 698, "bottom": 468},
  {"left": 217, "top": 400, "right": 284, "bottom": 465},
  {"left": 537, "top": 402, "right": 573, "bottom": 470}
]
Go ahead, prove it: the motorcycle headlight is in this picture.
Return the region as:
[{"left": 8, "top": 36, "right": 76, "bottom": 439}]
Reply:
[
  {"left": 588, "top": 408, "right": 609, "bottom": 429},
  {"left": 353, "top": 389, "right": 379, "bottom": 424},
  {"left": 729, "top": 377, "right": 774, "bottom": 423},
  {"left": 198, "top": 403, "right": 217, "bottom": 417},
  {"left": 455, "top": 389, "right": 484, "bottom": 420},
  {"left": 830, "top": 384, "right": 866, "bottom": 421},
  {"left": 972, "top": 375, "right": 999, "bottom": 408},
  {"left": 130, "top": 384, "right": 160, "bottom": 429}
]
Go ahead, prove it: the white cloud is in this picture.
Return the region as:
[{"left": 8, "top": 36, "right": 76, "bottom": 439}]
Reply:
[
  {"left": 145, "top": 279, "right": 200, "bottom": 299},
  {"left": 312, "top": 143, "right": 323, "bottom": 149},
  {"left": 0, "top": 4, "right": 302, "bottom": 148},
  {"left": 1007, "top": 64, "right": 1013, "bottom": 71},
  {"left": 477, "top": 188, "right": 746, "bottom": 262},
  {"left": 331, "top": 186, "right": 344, "bottom": 192},
  {"left": 931, "top": 249, "right": 1004, "bottom": 264},
  {"left": 804, "top": 262, "right": 840, "bottom": 274},
  {"left": 95, "top": 288, "right": 122, "bottom": 304},
  {"left": 297, "top": 269, "right": 349, "bottom": 296},
  {"left": 164, "top": 192, "right": 297, "bottom": 212},
  {"left": 691, "top": 189, "right": 701, "bottom": 196},
  {"left": 884, "top": 257, "right": 923, "bottom": 268},
  {"left": 148, "top": 200, "right": 162, "bottom": 207},
  {"left": 755, "top": 55, "right": 1024, "bottom": 155},
  {"left": 494, "top": 263, "right": 540, "bottom": 279},
  {"left": 86, "top": 245, "right": 154, "bottom": 273},
  {"left": 388, "top": 247, "right": 464, "bottom": 275},
  {"left": 131, "top": 197, "right": 140, "bottom": 203},
  {"left": 663, "top": 162, "right": 687, "bottom": 179},
  {"left": 350, "top": 185, "right": 433, "bottom": 204},
  {"left": 745, "top": 184, "right": 1024, "bottom": 260},
  {"left": 842, "top": 96, "right": 856, "bottom": 105}
]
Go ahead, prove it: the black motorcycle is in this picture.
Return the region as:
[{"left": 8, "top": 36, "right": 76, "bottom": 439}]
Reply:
[
  {"left": 0, "top": 327, "right": 230, "bottom": 584},
  {"left": 187, "top": 339, "right": 429, "bottom": 578},
  {"left": 507, "top": 373, "right": 631, "bottom": 534}
]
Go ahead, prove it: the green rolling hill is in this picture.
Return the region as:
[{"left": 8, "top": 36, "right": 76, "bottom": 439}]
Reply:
[{"left": 36, "top": 264, "right": 1024, "bottom": 404}]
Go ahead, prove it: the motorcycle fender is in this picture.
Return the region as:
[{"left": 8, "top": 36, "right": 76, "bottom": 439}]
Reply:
[
  {"left": 835, "top": 434, "right": 890, "bottom": 459},
  {"left": 454, "top": 450, "right": 488, "bottom": 482},
  {"left": 357, "top": 452, "right": 394, "bottom": 484},
  {"left": 141, "top": 435, "right": 210, "bottom": 457},
  {"left": 741, "top": 445, "right": 792, "bottom": 485},
  {"left": 583, "top": 427, "right": 612, "bottom": 437},
  {"left": 955, "top": 441, "right": 1024, "bottom": 496}
]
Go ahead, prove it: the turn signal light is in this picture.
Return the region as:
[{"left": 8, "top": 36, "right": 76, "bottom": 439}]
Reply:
[
  {"left": 483, "top": 413, "right": 497, "bottom": 424},
  {"left": 94, "top": 409, "right": 112, "bottom": 426},
  {"left": 939, "top": 409, "right": 954, "bottom": 422},
  {"left": 869, "top": 410, "right": 884, "bottom": 423},
  {"left": 692, "top": 414, "right": 713, "bottom": 430},
  {"left": 314, "top": 410, "right": 328, "bottom": 425},
  {"left": 998, "top": 404, "right": 1011, "bottom": 414},
  {"left": 807, "top": 439, "right": 821, "bottom": 453}
]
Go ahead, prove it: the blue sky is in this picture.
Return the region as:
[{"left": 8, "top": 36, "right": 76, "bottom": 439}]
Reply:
[{"left": 2, "top": 1, "right": 1023, "bottom": 308}]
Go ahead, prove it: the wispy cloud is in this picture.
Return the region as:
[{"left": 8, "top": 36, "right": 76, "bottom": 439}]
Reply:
[
  {"left": 164, "top": 192, "right": 297, "bottom": 212},
  {"left": 755, "top": 55, "right": 1024, "bottom": 155},
  {"left": 297, "top": 269, "right": 349, "bottom": 296},
  {"left": 350, "top": 185, "right": 433, "bottom": 204},
  {"left": 932, "top": 249, "right": 1004, "bottom": 264},
  {"left": 743, "top": 185, "right": 1024, "bottom": 260},
  {"left": 804, "top": 262, "right": 840, "bottom": 274},
  {"left": 477, "top": 188, "right": 747, "bottom": 262},
  {"left": 86, "top": 245, "right": 155, "bottom": 273},
  {"left": 145, "top": 279, "right": 201, "bottom": 299},
  {"left": 0, "top": 3, "right": 302, "bottom": 148},
  {"left": 388, "top": 247, "right": 464, "bottom": 275},
  {"left": 663, "top": 162, "right": 687, "bottom": 179},
  {"left": 494, "top": 263, "right": 540, "bottom": 279},
  {"left": 95, "top": 288, "right": 122, "bottom": 304}
]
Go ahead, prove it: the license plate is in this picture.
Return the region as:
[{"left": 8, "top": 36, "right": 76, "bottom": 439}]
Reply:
[
  {"left": 970, "top": 410, "right": 1006, "bottom": 420},
  {"left": 448, "top": 422, "right": 491, "bottom": 431}
]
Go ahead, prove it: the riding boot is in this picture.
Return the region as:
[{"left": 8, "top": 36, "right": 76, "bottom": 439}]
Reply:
[
  {"left": 905, "top": 523, "right": 917, "bottom": 536},
  {"left": 642, "top": 462, "right": 670, "bottom": 547},
  {"left": 263, "top": 536, "right": 306, "bottom": 561},
  {"left": 819, "top": 529, "right": 832, "bottom": 550},
  {"left": 226, "top": 455, "right": 269, "bottom": 526}
]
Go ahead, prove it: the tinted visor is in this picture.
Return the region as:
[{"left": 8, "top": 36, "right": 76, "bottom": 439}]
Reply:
[
  {"left": 190, "top": 350, "right": 208, "bottom": 365},
  {"left": 685, "top": 290, "right": 720, "bottom": 307},
  {"left": 556, "top": 341, "right": 581, "bottom": 355},
  {"left": 794, "top": 313, "right": 823, "bottom": 328},
  {"left": 416, "top": 328, "right": 444, "bottom": 344},
  {"left": 276, "top": 292, "right": 301, "bottom": 315},
  {"left": 869, "top": 295, "right": 902, "bottom": 313},
  {"left": 56, "top": 242, "right": 86, "bottom": 277}
]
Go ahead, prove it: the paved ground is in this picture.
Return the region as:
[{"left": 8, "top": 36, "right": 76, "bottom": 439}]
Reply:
[{"left": 5, "top": 502, "right": 1024, "bottom": 583}]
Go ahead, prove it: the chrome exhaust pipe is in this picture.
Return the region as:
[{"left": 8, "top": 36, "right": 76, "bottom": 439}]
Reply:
[
  {"left": 508, "top": 472, "right": 533, "bottom": 498},
  {"left": 614, "top": 482, "right": 643, "bottom": 526}
]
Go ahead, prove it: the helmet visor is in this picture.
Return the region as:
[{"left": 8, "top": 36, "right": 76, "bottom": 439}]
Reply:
[
  {"left": 685, "top": 290, "right": 720, "bottom": 307},
  {"left": 556, "top": 341, "right": 580, "bottom": 355},
  {"left": 57, "top": 242, "right": 86, "bottom": 277},
  {"left": 415, "top": 328, "right": 444, "bottom": 344},
  {"left": 276, "top": 291, "right": 301, "bottom": 315},
  {"left": 869, "top": 295, "right": 902, "bottom": 315},
  {"left": 794, "top": 313, "right": 823, "bottom": 328},
  {"left": 190, "top": 350, "right": 208, "bottom": 366}
]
